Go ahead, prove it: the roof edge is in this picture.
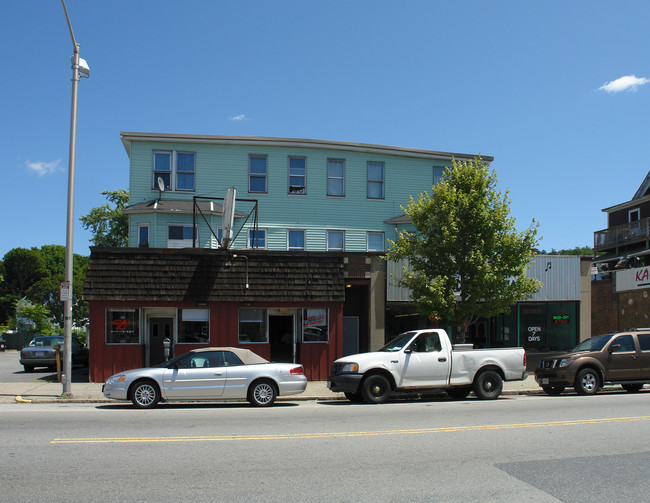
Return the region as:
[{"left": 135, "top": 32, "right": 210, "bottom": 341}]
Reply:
[{"left": 120, "top": 132, "right": 493, "bottom": 162}]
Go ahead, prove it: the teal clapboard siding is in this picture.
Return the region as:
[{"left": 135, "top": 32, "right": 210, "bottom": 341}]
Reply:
[{"left": 124, "top": 135, "right": 487, "bottom": 252}]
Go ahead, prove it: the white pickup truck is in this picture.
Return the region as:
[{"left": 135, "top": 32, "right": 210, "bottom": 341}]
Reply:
[{"left": 328, "top": 329, "right": 527, "bottom": 403}]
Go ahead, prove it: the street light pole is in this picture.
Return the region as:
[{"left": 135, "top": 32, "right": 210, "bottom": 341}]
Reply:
[{"left": 61, "top": 0, "right": 88, "bottom": 397}]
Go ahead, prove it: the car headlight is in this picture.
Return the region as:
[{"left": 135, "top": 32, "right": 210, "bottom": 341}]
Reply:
[
  {"left": 558, "top": 358, "right": 574, "bottom": 367},
  {"left": 340, "top": 362, "right": 359, "bottom": 373},
  {"left": 106, "top": 375, "right": 126, "bottom": 385}
]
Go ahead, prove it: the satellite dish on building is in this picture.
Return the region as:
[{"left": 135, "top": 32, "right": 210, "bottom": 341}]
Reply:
[
  {"left": 157, "top": 176, "right": 165, "bottom": 202},
  {"left": 221, "top": 187, "right": 236, "bottom": 249}
]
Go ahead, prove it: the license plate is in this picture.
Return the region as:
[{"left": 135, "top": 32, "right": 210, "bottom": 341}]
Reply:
[
  {"left": 35, "top": 352, "right": 46, "bottom": 357},
  {"left": 541, "top": 378, "right": 549, "bottom": 385}
]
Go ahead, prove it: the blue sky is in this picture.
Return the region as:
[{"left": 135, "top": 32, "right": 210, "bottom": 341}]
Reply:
[{"left": 2, "top": 1, "right": 649, "bottom": 258}]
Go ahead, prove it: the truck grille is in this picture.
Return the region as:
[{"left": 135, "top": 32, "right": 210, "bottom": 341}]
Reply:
[
  {"left": 538, "top": 359, "right": 558, "bottom": 369},
  {"left": 331, "top": 363, "right": 343, "bottom": 375}
]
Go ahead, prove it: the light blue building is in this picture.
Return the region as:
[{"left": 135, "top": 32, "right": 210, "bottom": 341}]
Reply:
[{"left": 121, "top": 132, "right": 489, "bottom": 253}]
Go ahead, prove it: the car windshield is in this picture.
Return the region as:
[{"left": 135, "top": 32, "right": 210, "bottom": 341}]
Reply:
[
  {"left": 572, "top": 334, "right": 614, "bottom": 352},
  {"left": 378, "top": 332, "right": 417, "bottom": 352}
]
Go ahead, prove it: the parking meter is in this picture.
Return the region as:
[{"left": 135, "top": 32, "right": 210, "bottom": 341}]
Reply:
[{"left": 163, "top": 338, "right": 171, "bottom": 361}]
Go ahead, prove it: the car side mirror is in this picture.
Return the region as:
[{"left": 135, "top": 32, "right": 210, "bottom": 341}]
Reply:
[
  {"left": 404, "top": 347, "right": 412, "bottom": 354},
  {"left": 608, "top": 344, "right": 621, "bottom": 354}
]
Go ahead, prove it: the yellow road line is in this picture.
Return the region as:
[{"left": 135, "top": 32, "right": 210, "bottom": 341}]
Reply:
[{"left": 51, "top": 415, "right": 650, "bottom": 444}]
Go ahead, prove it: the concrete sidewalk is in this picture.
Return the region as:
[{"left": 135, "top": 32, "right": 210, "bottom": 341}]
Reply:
[{"left": 0, "top": 375, "right": 543, "bottom": 404}]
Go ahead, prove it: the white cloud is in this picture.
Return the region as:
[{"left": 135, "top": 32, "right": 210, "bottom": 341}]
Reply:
[
  {"left": 598, "top": 75, "right": 650, "bottom": 93},
  {"left": 25, "top": 159, "right": 62, "bottom": 177},
  {"left": 229, "top": 114, "right": 247, "bottom": 121}
]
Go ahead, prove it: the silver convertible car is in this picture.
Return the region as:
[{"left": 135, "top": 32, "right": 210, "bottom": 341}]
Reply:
[{"left": 103, "top": 347, "right": 307, "bottom": 408}]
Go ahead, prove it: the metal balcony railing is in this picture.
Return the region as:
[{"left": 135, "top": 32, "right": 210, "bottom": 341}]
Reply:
[{"left": 594, "top": 217, "right": 650, "bottom": 251}]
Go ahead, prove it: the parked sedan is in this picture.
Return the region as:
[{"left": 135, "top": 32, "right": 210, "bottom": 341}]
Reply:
[
  {"left": 19, "top": 336, "right": 89, "bottom": 372},
  {"left": 103, "top": 347, "right": 307, "bottom": 408}
]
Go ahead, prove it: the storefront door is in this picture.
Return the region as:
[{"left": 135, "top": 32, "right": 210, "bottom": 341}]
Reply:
[
  {"left": 269, "top": 314, "right": 295, "bottom": 363},
  {"left": 149, "top": 317, "right": 173, "bottom": 366}
]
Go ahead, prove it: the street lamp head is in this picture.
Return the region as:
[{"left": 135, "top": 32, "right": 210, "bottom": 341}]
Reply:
[{"left": 78, "top": 57, "right": 90, "bottom": 78}]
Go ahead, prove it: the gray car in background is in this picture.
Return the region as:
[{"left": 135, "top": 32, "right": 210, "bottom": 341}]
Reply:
[
  {"left": 19, "top": 336, "right": 88, "bottom": 372},
  {"left": 103, "top": 347, "right": 308, "bottom": 408}
]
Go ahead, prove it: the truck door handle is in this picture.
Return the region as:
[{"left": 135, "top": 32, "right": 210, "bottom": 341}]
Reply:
[{"left": 438, "top": 357, "right": 447, "bottom": 362}]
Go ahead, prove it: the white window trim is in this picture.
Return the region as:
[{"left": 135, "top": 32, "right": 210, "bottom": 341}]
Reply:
[
  {"left": 367, "top": 161, "right": 385, "bottom": 199},
  {"left": 327, "top": 158, "right": 345, "bottom": 197},
  {"left": 152, "top": 150, "right": 195, "bottom": 192},
  {"left": 137, "top": 223, "right": 149, "bottom": 248},
  {"left": 248, "top": 228, "right": 267, "bottom": 249},
  {"left": 367, "top": 231, "right": 385, "bottom": 252},
  {"left": 288, "top": 229, "right": 306, "bottom": 251},
  {"left": 629, "top": 208, "right": 641, "bottom": 222},
  {"left": 167, "top": 224, "right": 198, "bottom": 249},
  {"left": 249, "top": 154, "right": 268, "bottom": 194},
  {"left": 327, "top": 230, "right": 345, "bottom": 251},
  {"left": 288, "top": 156, "right": 307, "bottom": 195}
]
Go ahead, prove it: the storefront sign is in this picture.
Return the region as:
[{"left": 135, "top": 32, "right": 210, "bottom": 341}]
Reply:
[
  {"left": 616, "top": 266, "right": 650, "bottom": 292},
  {"left": 552, "top": 315, "right": 570, "bottom": 324}
]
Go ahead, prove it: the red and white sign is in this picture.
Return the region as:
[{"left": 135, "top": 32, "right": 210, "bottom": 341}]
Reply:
[
  {"left": 60, "top": 282, "right": 70, "bottom": 301},
  {"left": 616, "top": 267, "right": 650, "bottom": 292}
]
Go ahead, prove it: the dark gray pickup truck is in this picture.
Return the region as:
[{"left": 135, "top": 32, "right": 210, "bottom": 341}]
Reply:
[{"left": 534, "top": 329, "right": 650, "bottom": 395}]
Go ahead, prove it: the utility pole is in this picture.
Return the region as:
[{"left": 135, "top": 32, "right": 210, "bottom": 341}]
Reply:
[{"left": 61, "top": 0, "right": 89, "bottom": 397}]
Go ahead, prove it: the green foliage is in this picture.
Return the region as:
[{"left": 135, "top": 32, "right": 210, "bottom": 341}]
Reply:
[
  {"left": 540, "top": 246, "right": 593, "bottom": 256},
  {"left": 0, "top": 245, "right": 88, "bottom": 328},
  {"left": 80, "top": 189, "right": 129, "bottom": 247},
  {"left": 26, "top": 245, "right": 89, "bottom": 327},
  {"left": 10, "top": 298, "right": 56, "bottom": 338},
  {"left": 386, "top": 157, "right": 541, "bottom": 332}
]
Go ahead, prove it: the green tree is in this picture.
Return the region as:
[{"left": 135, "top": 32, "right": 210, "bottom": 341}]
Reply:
[
  {"left": 0, "top": 248, "right": 47, "bottom": 325},
  {"left": 9, "top": 298, "right": 56, "bottom": 339},
  {"left": 26, "top": 245, "right": 89, "bottom": 327},
  {"left": 80, "top": 189, "right": 129, "bottom": 247},
  {"left": 386, "top": 157, "right": 540, "bottom": 339}
]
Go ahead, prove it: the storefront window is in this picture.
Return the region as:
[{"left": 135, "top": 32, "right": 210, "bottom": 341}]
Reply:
[
  {"left": 303, "top": 308, "right": 328, "bottom": 342},
  {"left": 239, "top": 309, "right": 267, "bottom": 343},
  {"left": 178, "top": 308, "right": 209, "bottom": 343},
  {"left": 106, "top": 309, "right": 140, "bottom": 344},
  {"left": 518, "top": 302, "right": 577, "bottom": 352}
]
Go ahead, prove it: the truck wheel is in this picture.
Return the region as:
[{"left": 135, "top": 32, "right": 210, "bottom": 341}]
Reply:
[
  {"left": 473, "top": 370, "right": 503, "bottom": 400},
  {"left": 447, "top": 387, "right": 471, "bottom": 399},
  {"left": 622, "top": 383, "right": 643, "bottom": 393},
  {"left": 574, "top": 368, "right": 599, "bottom": 395},
  {"left": 542, "top": 385, "right": 565, "bottom": 396},
  {"left": 344, "top": 392, "right": 364, "bottom": 403},
  {"left": 361, "top": 375, "right": 391, "bottom": 404}
]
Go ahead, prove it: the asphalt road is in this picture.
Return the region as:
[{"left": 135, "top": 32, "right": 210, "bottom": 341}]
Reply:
[
  {"left": 2, "top": 390, "right": 649, "bottom": 502},
  {"left": 0, "top": 349, "right": 88, "bottom": 383}
]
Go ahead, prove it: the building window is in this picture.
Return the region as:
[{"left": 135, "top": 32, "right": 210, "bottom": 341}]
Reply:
[
  {"left": 288, "top": 156, "right": 306, "bottom": 194},
  {"left": 367, "top": 161, "right": 384, "bottom": 199},
  {"left": 239, "top": 309, "right": 268, "bottom": 343},
  {"left": 137, "top": 224, "right": 149, "bottom": 247},
  {"left": 327, "top": 159, "right": 345, "bottom": 196},
  {"left": 433, "top": 166, "right": 446, "bottom": 185},
  {"left": 168, "top": 224, "right": 197, "bottom": 248},
  {"left": 327, "top": 230, "right": 344, "bottom": 251},
  {"left": 367, "top": 231, "right": 384, "bottom": 252},
  {"left": 288, "top": 229, "right": 305, "bottom": 251},
  {"left": 629, "top": 208, "right": 640, "bottom": 222},
  {"left": 178, "top": 308, "right": 209, "bottom": 343},
  {"left": 152, "top": 151, "right": 195, "bottom": 191},
  {"left": 303, "top": 308, "right": 328, "bottom": 342},
  {"left": 248, "top": 228, "right": 266, "bottom": 248},
  {"left": 249, "top": 155, "right": 267, "bottom": 193},
  {"left": 106, "top": 309, "right": 140, "bottom": 344}
]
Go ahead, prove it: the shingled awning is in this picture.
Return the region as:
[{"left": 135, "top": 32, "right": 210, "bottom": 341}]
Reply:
[{"left": 83, "top": 247, "right": 346, "bottom": 303}]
